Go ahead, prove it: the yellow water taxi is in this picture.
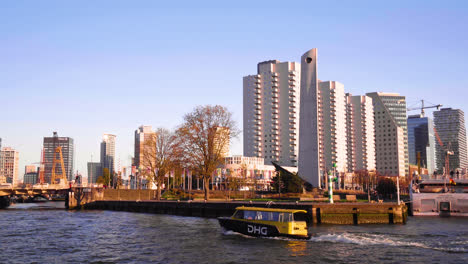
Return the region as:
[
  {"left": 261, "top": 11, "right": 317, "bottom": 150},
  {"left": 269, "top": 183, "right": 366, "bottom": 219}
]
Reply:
[{"left": 218, "top": 206, "right": 310, "bottom": 239}]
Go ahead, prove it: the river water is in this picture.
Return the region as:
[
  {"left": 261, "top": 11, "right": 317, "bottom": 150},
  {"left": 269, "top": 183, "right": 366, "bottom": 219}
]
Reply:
[{"left": 0, "top": 202, "right": 467, "bottom": 264}]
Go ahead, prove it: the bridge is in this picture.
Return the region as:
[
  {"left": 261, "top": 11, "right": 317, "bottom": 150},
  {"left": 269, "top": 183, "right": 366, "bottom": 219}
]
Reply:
[{"left": 0, "top": 185, "right": 69, "bottom": 197}]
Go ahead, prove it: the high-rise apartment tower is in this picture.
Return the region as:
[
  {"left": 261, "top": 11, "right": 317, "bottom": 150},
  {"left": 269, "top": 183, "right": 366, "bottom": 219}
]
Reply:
[{"left": 243, "top": 60, "right": 301, "bottom": 167}]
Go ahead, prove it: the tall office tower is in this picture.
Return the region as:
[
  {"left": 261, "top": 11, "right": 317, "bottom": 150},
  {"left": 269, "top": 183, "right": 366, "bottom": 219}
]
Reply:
[
  {"left": 87, "top": 162, "right": 101, "bottom": 184},
  {"left": 0, "top": 147, "right": 19, "bottom": 184},
  {"left": 243, "top": 60, "right": 301, "bottom": 167},
  {"left": 433, "top": 108, "right": 468, "bottom": 172},
  {"left": 134, "top": 126, "right": 156, "bottom": 169},
  {"left": 408, "top": 114, "right": 437, "bottom": 174},
  {"left": 318, "top": 81, "right": 348, "bottom": 175},
  {"left": 43, "top": 132, "right": 74, "bottom": 182},
  {"left": 346, "top": 94, "right": 376, "bottom": 172},
  {"left": 366, "top": 93, "right": 406, "bottom": 176},
  {"left": 298, "top": 48, "right": 321, "bottom": 187},
  {"left": 100, "top": 134, "right": 116, "bottom": 175}
]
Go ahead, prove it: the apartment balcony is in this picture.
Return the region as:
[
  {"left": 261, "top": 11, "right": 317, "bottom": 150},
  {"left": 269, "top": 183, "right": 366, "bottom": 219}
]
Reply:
[
  {"left": 254, "top": 100, "right": 261, "bottom": 106},
  {"left": 254, "top": 89, "right": 261, "bottom": 94},
  {"left": 289, "top": 113, "right": 297, "bottom": 119},
  {"left": 272, "top": 108, "right": 279, "bottom": 114},
  {"left": 272, "top": 130, "right": 279, "bottom": 135},
  {"left": 272, "top": 87, "right": 279, "bottom": 93},
  {"left": 272, "top": 72, "right": 278, "bottom": 77},
  {"left": 272, "top": 114, "right": 278, "bottom": 119},
  {"left": 255, "top": 104, "right": 262, "bottom": 110},
  {"left": 272, "top": 98, "right": 279, "bottom": 103},
  {"left": 289, "top": 119, "right": 296, "bottom": 125},
  {"left": 289, "top": 71, "right": 296, "bottom": 76},
  {"left": 289, "top": 81, "right": 295, "bottom": 86},
  {"left": 272, "top": 93, "right": 278, "bottom": 99},
  {"left": 272, "top": 125, "right": 279, "bottom": 130},
  {"left": 289, "top": 97, "right": 297, "bottom": 103}
]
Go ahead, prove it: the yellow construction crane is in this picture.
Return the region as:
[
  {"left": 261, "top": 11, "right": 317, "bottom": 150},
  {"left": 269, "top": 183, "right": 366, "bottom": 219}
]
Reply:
[{"left": 51, "top": 146, "right": 67, "bottom": 185}]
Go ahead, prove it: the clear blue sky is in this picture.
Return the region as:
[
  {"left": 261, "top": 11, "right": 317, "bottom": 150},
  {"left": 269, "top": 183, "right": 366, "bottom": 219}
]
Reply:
[{"left": 1, "top": 0, "right": 467, "bottom": 180}]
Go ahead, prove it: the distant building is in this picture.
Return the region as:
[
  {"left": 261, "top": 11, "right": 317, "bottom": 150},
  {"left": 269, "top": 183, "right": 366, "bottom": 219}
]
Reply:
[
  {"left": 134, "top": 126, "right": 156, "bottom": 169},
  {"left": 221, "top": 155, "right": 297, "bottom": 191},
  {"left": 87, "top": 162, "right": 101, "bottom": 184},
  {"left": 366, "top": 92, "right": 407, "bottom": 176},
  {"left": 243, "top": 59, "right": 301, "bottom": 167},
  {"left": 346, "top": 94, "right": 376, "bottom": 172},
  {"left": 433, "top": 108, "right": 468, "bottom": 172},
  {"left": 25, "top": 165, "right": 38, "bottom": 174},
  {"left": 43, "top": 132, "right": 74, "bottom": 183},
  {"left": 407, "top": 114, "right": 437, "bottom": 174},
  {"left": 215, "top": 127, "right": 230, "bottom": 158},
  {"left": 23, "top": 172, "right": 38, "bottom": 185},
  {"left": 100, "top": 134, "right": 116, "bottom": 175},
  {"left": 0, "top": 147, "right": 19, "bottom": 185}
]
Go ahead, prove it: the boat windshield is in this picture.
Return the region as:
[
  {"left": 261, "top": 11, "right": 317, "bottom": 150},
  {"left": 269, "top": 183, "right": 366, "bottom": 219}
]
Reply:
[{"left": 234, "top": 210, "right": 294, "bottom": 222}]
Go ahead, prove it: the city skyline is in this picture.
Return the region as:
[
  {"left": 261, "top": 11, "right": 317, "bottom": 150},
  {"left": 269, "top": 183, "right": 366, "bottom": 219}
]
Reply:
[{"left": 1, "top": 1, "right": 468, "bottom": 180}]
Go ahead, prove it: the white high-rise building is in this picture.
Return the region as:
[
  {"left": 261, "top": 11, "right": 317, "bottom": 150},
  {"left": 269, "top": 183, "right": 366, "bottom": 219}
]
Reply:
[
  {"left": 366, "top": 92, "right": 406, "bottom": 176},
  {"left": 243, "top": 60, "right": 301, "bottom": 167},
  {"left": 346, "top": 94, "right": 376, "bottom": 172},
  {"left": 318, "top": 81, "right": 348, "bottom": 175}
]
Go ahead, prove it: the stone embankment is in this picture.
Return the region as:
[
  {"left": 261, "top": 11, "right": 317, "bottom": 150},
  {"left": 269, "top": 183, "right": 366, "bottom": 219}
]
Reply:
[{"left": 68, "top": 188, "right": 407, "bottom": 224}]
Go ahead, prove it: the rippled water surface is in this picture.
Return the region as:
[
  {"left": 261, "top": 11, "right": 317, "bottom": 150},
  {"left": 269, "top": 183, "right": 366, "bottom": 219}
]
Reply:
[{"left": 1, "top": 202, "right": 467, "bottom": 263}]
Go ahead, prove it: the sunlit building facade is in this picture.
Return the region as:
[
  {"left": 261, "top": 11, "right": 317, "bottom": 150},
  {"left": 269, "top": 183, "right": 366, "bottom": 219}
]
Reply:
[{"left": 244, "top": 60, "right": 301, "bottom": 167}]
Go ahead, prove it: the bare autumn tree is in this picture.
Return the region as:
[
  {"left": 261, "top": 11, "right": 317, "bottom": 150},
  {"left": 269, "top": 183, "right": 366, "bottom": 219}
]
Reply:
[
  {"left": 176, "top": 105, "right": 239, "bottom": 200},
  {"left": 141, "top": 128, "right": 180, "bottom": 200}
]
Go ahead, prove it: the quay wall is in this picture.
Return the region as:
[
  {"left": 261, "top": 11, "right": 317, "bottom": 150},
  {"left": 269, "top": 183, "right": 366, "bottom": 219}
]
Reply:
[{"left": 68, "top": 188, "right": 407, "bottom": 224}]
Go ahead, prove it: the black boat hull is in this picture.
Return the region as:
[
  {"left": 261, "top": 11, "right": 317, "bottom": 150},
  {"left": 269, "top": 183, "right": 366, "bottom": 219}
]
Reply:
[{"left": 218, "top": 217, "right": 310, "bottom": 240}]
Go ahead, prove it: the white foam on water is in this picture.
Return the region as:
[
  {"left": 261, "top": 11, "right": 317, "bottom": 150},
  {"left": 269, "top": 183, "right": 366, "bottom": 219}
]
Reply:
[{"left": 309, "top": 233, "right": 468, "bottom": 253}]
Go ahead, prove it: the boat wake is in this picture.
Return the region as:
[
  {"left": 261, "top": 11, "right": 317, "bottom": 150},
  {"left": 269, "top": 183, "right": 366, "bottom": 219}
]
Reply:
[{"left": 309, "top": 232, "right": 468, "bottom": 253}]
